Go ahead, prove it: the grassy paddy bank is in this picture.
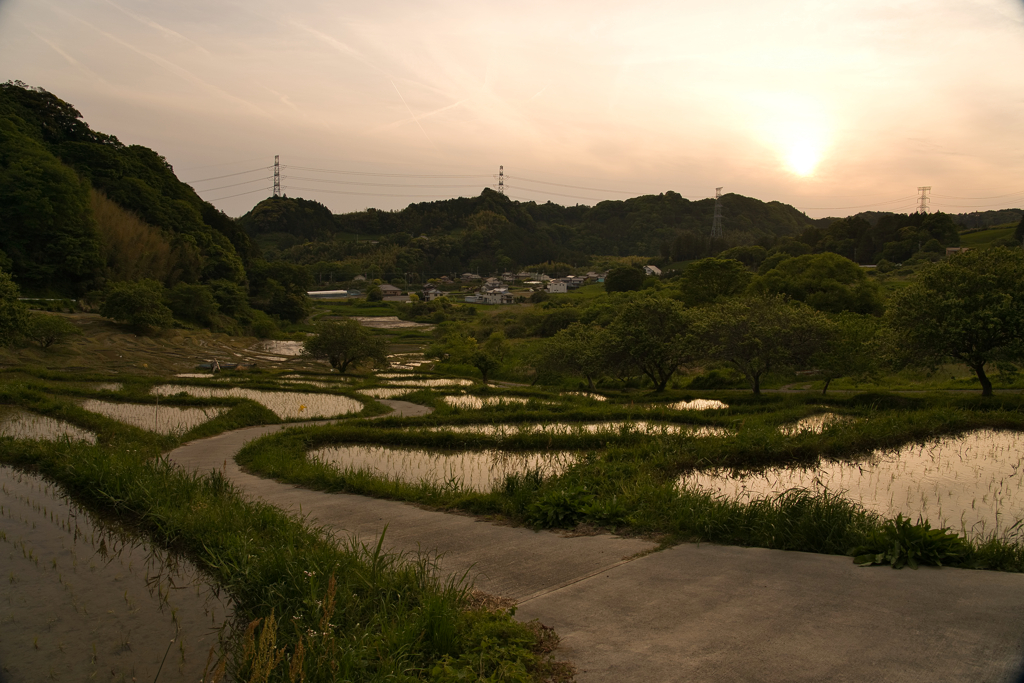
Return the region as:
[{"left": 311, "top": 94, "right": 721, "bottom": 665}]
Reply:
[
  {"left": 0, "top": 378, "right": 568, "bottom": 682},
  {"left": 238, "top": 389, "right": 1024, "bottom": 572}
]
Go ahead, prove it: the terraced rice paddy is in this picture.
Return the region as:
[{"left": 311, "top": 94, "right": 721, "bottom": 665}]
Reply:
[
  {"left": 668, "top": 399, "right": 729, "bottom": 411},
  {"left": 308, "top": 444, "right": 575, "bottom": 493},
  {"left": 0, "top": 408, "right": 96, "bottom": 443},
  {"left": 80, "top": 400, "right": 225, "bottom": 436},
  {"left": 778, "top": 412, "right": 854, "bottom": 436},
  {"left": 419, "top": 421, "right": 729, "bottom": 438},
  {"left": 150, "top": 385, "right": 363, "bottom": 419},
  {"left": 0, "top": 467, "right": 233, "bottom": 681},
  {"left": 679, "top": 429, "right": 1024, "bottom": 537},
  {"left": 442, "top": 395, "right": 533, "bottom": 410},
  {"left": 358, "top": 387, "right": 415, "bottom": 399}
]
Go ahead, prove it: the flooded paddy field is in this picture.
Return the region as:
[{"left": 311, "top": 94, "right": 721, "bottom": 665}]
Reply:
[
  {"left": 778, "top": 412, "right": 854, "bottom": 436},
  {"left": 442, "top": 395, "right": 535, "bottom": 410},
  {"left": 309, "top": 444, "right": 574, "bottom": 493},
  {"left": 0, "top": 407, "right": 96, "bottom": 443},
  {"left": 251, "top": 340, "right": 305, "bottom": 356},
  {"left": 668, "top": 399, "right": 730, "bottom": 411},
  {"left": 358, "top": 387, "right": 415, "bottom": 399},
  {"left": 80, "top": 400, "right": 225, "bottom": 436},
  {"left": 0, "top": 467, "right": 232, "bottom": 681},
  {"left": 418, "top": 421, "right": 729, "bottom": 438},
  {"left": 151, "top": 385, "right": 363, "bottom": 419},
  {"left": 352, "top": 316, "right": 433, "bottom": 330},
  {"left": 385, "top": 378, "right": 474, "bottom": 388},
  {"left": 679, "top": 429, "right": 1024, "bottom": 537}
]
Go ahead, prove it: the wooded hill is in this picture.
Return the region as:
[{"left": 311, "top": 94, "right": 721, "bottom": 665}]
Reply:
[{"left": 0, "top": 81, "right": 254, "bottom": 296}]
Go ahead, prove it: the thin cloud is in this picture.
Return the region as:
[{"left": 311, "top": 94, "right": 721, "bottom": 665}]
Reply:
[{"left": 102, "top": 0, "right": 211, "bottom": 55}]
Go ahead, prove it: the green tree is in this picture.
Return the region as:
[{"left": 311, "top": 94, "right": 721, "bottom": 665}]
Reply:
[
  {"left": 752, "top": 252, "right": 883, "bottom": 315},
  {"left": 812, "top": 313, "right": 878, "bottom": 394},
  {"left": 302, "top": 319, "right": 388, "bottom": 373},
  {"left": 1015, "top": 215, "right": 1023, "bottom": 246},
  {"left": 675, "top": 257, "right": 752, "bottom": 306},
  {"left": 470, "top": 332, "right": 510, "bottom": 384},
  {"left": 98, "top": 279, "right": 173, "bottom": 332},
  {"left": 700, "top": 295, "right": 831, "bottom": 394},
  {"left": 166, "top": 283, "right": 219, "bottom": 327},
  {"left": 605, "top": 294, "right": 697, "bottom": 392},
  {"left": 24, "top": 313, "right": 82, "bottom": 349},
  {"left": 540, "top": 322, "right": 606, "bottom": 390},
  {"left": 604, "top": 266, "right": 645, "bottom": 293},
  {"left": 880, "top": 247, "right": 1024, "bottom": 396},
  {"left": 0, "top": 268, "right": 29, "bottom": 346}
]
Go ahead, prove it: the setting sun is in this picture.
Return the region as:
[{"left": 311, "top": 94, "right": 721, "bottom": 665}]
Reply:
[{"left": 785, "top": 140, "right": 823, "bottom": 177}]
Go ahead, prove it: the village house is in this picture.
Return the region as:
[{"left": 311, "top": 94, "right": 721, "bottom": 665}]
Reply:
[
  {"left": 644, "top": 265, "right": 662, "bottom": 277},
  {"left": 547, "top": 281, "right": 568, "bottom": 294},
  {"left": 481, "top": 291, "right": 515, "bottom": 305}
]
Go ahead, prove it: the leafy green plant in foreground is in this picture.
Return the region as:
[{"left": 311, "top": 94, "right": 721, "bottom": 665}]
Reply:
[{"left": 850, "top": 515, "right": 970, "bottom": 569}]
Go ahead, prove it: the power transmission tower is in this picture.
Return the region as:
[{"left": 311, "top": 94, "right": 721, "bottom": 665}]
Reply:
[
  {"left": 711, "top": 187, "right": 724, "bottom": 239},
  {"left": 273, "top": 155, "right": 281, "bottom": 197},
  {"left": 498, "top": 165, "right": 504, "bottom": 195},
  {"left": 916, "top": 186, "right": 931, "bottom": 213}
]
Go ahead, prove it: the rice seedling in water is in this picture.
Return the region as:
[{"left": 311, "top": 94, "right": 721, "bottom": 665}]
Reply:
[
  {"left": 150, "top": 385, "right": 363, "bottom": 419},
  {"left": 0, "top": 407, "right": 96, "bottom": 443},
  {"left": 80, "top": 399, "right": 225, "bottom": 436}
]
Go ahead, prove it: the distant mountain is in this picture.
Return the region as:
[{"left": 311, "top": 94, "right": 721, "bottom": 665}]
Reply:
[{"left": 241, "top": 188, "right": 817, "bottom": 273}]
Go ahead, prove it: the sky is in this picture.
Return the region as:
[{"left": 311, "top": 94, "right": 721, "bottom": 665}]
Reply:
[{"left": 1, "top": 0, "right": 1023, "bottom": 219}]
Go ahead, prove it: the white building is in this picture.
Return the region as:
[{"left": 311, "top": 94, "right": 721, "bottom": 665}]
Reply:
[
  {"left": 547, "top": 281, "right": 568, "bottom": 294},
  {"left": 481, "top": 291, "right": 515, "bottom": 305},
  {"left": 644, "top": 265, "right": 662, "bottom": 277}
]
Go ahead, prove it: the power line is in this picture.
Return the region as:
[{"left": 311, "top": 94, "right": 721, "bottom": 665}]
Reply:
[
  {"left": 932, "top": 189, "right": 1024, "bottom": 200},
  {"left": 183, "top": 167, "right": 271, "bottom": 184},
  {"left": 284, "top": 185, "right": 484, "bottom": 199},
  {"left": 284, "top": 165, "right": 492, "bottom": 179},
  {"left": 286, "top": 175, "right": 487, "bottom": 190},
  {"left": 207, "top": 187, "right": 272, "bottom": 202},
  {"left": 795, "top": 196, "right": 917, "bottom": 211},
  {"left": 508, "top": 175, "right": 649, "bottom": 195},
  {"left": 194, "top": 176, "right": 273, "bottom": 193}
]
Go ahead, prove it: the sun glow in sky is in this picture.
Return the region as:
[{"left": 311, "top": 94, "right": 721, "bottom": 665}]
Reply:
[{"left": 0, "top": 0, "right": 1023, "bottom": 218}]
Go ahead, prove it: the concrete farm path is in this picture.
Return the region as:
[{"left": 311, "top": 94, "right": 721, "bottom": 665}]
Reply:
[{"left": 167, "top": 401, "right": 1024, "bottom": 683}]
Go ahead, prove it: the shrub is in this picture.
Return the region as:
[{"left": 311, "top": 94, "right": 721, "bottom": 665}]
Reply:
[
  {"left": 98, "top": 279, "right": 174, "bottom": 332},
  {"left": 24, "top": 313, "right": 82, "bottom": 348}
]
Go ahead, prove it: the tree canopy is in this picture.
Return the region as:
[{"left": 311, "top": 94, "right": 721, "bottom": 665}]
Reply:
[
  {"left": 881, "top": 247, "right": 1024, "bottom": 396},
  {"left": 302, "top": 319, "right": 387, "bottom": 373},
  {"left": 752, "top": 252, "right": 883, "bottom": 315}
]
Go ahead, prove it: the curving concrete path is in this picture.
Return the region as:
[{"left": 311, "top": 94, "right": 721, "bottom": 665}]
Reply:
[{"left": 167, "top": 401, "right": 1024, "bottom": 683}]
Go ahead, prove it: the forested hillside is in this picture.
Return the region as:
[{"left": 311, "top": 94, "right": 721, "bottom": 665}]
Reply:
[{"left": 0, "top": 81, "right": 252, "bottom": 296}]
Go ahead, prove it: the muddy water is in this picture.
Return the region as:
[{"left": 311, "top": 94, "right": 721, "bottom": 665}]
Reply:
[
  {"left": 309, "top": 445, "right": 575, "bottom": 493},
  {"left": 0, "top": 467, "right": 233, "bottom": 681},
  {"left": 151, "top": 385, "right": 363, "bottom": 420},
  {"left": 353, "top": 316, "right": 433, "bottom": 329},
  {"left": 0, "top": 408, "right": 96, "bottom": 443},
  {"left": 679, "top": 429, "right": 1024, "bottom": 537},
  {"left": 421, "top": 421, "right": 729, "bottom": 438},
  {"left": 80, "top": 400, "right": 225, "bottom": 436},
  {"left": 253, "top": 340, "right": 305, "bottom": 356}
]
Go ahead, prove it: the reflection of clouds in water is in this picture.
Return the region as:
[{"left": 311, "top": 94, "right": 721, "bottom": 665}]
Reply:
[
  {"left": 151, "top": 385, "right": 362, "bottom": 419},
  {"left": 0, "top": 408, "right": 96, "bottom": 443},
  {"left": 679, "top": 430, "right": 1024, "bottom": 538},
  {"left": 564, "top": 392, "right": 607, "bottom": 402},
  {"left": 310, "top": 444, "right": 575, "bottom": 493}
]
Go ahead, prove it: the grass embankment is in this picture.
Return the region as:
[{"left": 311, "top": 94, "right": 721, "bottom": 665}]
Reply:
[
  {"left": 238, "top": 390, "right": 1024, "bottom": 572},
  {"left": 0, "top": 380, "right": 567, "bottom": 682}
]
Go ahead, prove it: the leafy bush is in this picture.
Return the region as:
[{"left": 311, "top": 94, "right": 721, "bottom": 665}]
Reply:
[
  {"left": 526, "top": 487, "right": 594, "bottom": 528},
  {"left": 98, "top": 278, "right": 174, "bottom": 331},
  {"left": 24, "top": 313, "right": 82, "bottom": 348},
  {"left": 850, "top": 515, "right": 969, "bottom": 569}
]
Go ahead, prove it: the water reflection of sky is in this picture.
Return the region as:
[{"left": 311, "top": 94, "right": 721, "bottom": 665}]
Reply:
[
  {"left": 151, "top": 385, "right": 363, "bottom": 419},
  {"left": 679, "top": 430, "right": 1024, "bottom": 538},
  {"left": 310, "top": 445, "right": 574, "bottom": 493},
  {"left": 81, "top": 399, "right": 225, "bottom": 435},
  {"left": 0, "top": 467, "right": 232, "bottom": 679},
  {"left": 0, "top": 407, "right": 96, "bottom": 443}
]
